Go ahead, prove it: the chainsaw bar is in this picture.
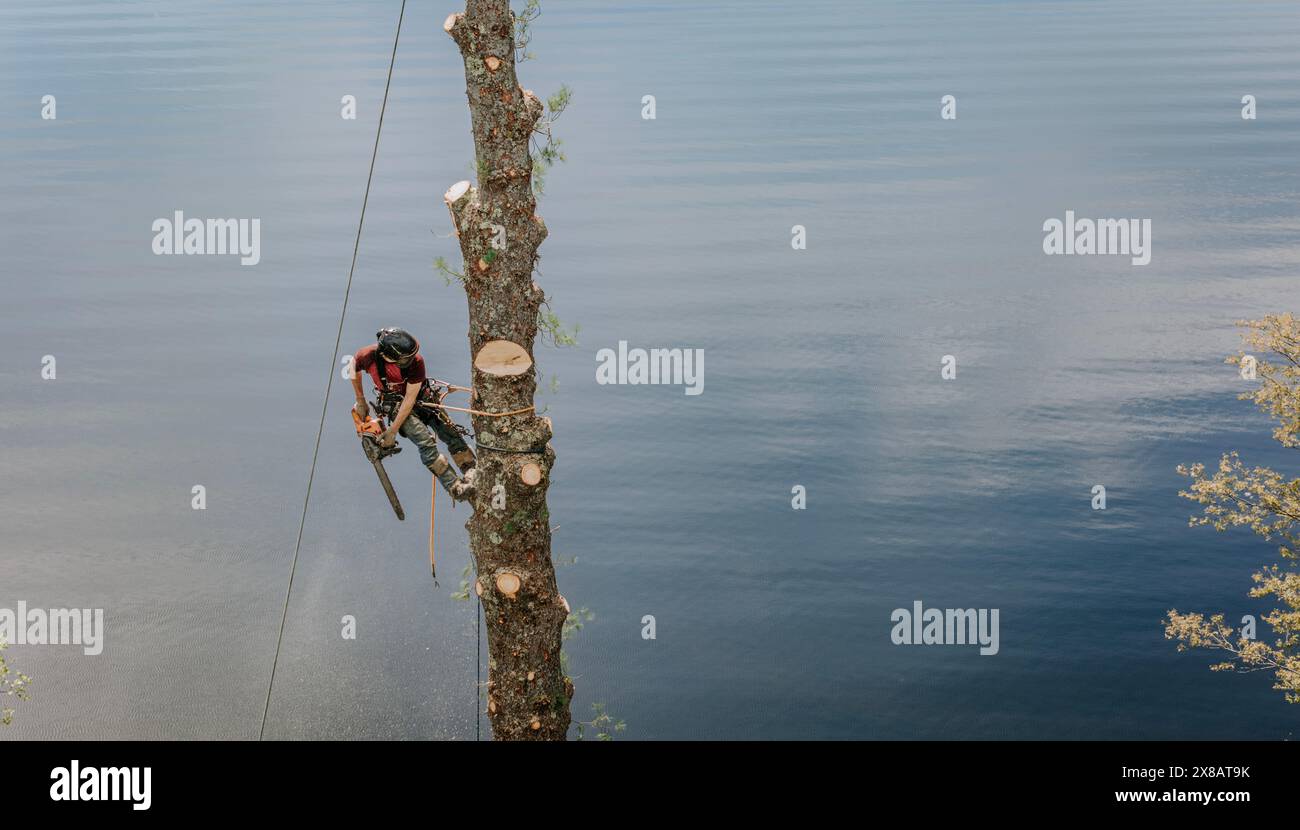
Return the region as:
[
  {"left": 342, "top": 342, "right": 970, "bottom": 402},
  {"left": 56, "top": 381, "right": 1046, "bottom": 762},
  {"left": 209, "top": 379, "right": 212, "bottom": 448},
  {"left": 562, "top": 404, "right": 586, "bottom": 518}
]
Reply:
[{"left": 360, "top": 432, "right": 405, "bottom": 521}]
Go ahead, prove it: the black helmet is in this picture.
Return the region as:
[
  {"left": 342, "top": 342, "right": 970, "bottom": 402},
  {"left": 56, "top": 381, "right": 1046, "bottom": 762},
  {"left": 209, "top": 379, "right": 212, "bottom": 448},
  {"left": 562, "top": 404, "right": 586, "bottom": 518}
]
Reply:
[{"left": 377, "top": 327, "right": 419, "bottom": 361}]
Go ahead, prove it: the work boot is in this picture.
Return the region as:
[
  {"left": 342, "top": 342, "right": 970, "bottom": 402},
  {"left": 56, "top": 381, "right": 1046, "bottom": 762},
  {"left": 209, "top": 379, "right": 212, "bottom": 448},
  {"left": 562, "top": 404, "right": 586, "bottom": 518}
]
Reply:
[
  {"left": 431, "top": 454, "right": 475, "bottom": 502},
  {"left": 451, "top": 467, "right": 477, "bottom": 501}
]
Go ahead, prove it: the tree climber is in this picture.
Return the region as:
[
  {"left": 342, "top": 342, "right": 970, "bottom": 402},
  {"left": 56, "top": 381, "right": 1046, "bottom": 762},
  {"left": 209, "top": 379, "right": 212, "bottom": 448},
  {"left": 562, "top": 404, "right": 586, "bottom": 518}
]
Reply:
[{"left": 351, "top": 327, "right": 476, "bottom": 501}]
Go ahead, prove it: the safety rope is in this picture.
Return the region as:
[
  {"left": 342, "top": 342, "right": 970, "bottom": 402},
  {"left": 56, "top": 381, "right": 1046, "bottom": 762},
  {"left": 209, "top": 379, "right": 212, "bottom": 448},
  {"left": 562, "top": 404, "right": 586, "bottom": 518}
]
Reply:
[
  {"left": 415, "top": 384, "right": 542, "bottom": 453},
  {"left": 425, "top": 382, "right": 536, "bottom": 419},
  {"left": 430, "top": 401, "right": 536, "bottom": 418},
  {"left": 258, "top": 0, "right": 407, "bottom": 741}
]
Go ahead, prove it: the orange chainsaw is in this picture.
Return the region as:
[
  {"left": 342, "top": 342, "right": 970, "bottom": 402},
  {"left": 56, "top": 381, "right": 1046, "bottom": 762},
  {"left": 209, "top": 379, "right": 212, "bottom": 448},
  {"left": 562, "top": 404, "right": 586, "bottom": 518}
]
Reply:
[{"left": 352, "top": 407, "right": 404, "bottom": 520}]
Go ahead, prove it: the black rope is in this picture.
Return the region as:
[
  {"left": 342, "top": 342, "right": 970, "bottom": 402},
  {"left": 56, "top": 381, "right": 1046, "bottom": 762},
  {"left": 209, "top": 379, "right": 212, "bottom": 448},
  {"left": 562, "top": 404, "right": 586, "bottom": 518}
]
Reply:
[
  {"left": 258, "top": 0, "right": 407, "bottom": 741},
  {"left": 473, "top": 440, "right": 546, "bottom": 454}
]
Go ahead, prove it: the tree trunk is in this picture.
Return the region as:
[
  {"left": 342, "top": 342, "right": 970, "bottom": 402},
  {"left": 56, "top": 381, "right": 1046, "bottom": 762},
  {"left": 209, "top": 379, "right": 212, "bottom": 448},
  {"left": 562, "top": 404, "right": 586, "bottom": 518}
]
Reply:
[{"left": 443, "top": 1, "right": 572, "bottom": 741}]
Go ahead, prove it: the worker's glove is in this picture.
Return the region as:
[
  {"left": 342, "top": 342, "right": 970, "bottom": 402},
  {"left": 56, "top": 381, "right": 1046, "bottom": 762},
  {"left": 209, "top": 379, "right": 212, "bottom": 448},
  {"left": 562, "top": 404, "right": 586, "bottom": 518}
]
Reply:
[
  {"left": 354, "top": 399, "right": 370, "bottom": 420},
  {"left": 380, "top": 428, "right": 397, "bottom": 448}
]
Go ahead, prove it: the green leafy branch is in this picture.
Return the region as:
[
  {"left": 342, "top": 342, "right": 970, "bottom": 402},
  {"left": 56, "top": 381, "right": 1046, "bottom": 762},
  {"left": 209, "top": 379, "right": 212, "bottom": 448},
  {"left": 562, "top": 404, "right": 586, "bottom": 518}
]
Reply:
[
  {"left": 530, "top": 85, "right": 571, "bottom": 196},
  {"left": 434, "top": 256, "right": 468, "bottom": 287},
  {"left": 513, "top": 0, "right": 542, "bottom": 63},
  {"left": 563, "top": 607, "right": 595, "bottom": 641},
  {"left": 559, "top": 610, "right": 625, "bottom": 739},
  {"left": 538, "top": 302, "right": 578, "bottom": 347},
  {"left": 451, "top": 563, "right": 474, "bottom": 601},
  {"left": 0, "top": 641, "right": 31, "bottom": 726},
  {"left": 511, "top": 1, "right": 570, "bottom": 194},
  {"left": 574, "top": 703, "right": 626, "bottom": 741}
]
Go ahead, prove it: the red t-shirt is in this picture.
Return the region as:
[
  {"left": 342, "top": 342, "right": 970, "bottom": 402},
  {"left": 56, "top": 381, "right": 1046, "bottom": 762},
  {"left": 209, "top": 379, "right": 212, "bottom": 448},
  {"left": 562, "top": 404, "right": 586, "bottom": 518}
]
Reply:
[{"left": 355, "top": 344, "right": 426, "bottom": 395}]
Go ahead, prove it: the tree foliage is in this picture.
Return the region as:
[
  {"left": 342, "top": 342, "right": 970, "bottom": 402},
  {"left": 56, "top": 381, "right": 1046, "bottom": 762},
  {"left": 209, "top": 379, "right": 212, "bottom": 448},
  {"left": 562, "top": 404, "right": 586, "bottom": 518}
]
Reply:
[
  {"left": 1168, "top": 314, "right": 1300, "bottom": 702},
  {"left": 0, "top": 641, "right": 31, "bottom": 726}
]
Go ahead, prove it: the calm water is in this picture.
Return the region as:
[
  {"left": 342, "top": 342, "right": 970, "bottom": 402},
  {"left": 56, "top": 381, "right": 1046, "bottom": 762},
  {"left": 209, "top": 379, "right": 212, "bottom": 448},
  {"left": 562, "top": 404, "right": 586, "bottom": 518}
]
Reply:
[{"left": 2, "top": 0, "right": 1299, "bottom": 739}]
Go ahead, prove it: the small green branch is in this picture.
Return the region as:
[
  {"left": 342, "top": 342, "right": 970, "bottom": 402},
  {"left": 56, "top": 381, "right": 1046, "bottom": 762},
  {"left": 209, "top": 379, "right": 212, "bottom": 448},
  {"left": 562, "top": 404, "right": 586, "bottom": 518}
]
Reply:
[
  {"left": 435, "top": 256, "right": 468, "bottom": 287},
  {"left": 530, "top": 85, "right": 571, "bottom": 196},
  {"left": 0, "top": 641, "right": 31, "bottom": 726},
  {"left": 538, "top": 304, "right": 578, "bottom": 347},
  {"left": 563, "top": 607, "right": 594, "bottom": 641},
  {"left": 574, "top": 703, "right": 626, "bottom": 741},
  {"left": 450, "top": 563, "right": 474, "bottom": 601},
  {"left": 513, "top": 0, "right": 541, "bottom": 63}
]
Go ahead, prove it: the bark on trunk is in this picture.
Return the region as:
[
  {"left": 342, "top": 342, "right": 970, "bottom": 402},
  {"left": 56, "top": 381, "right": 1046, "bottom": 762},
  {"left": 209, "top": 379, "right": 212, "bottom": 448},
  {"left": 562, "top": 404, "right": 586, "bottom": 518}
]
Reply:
[{"left": 444, "top": 1, "right": 572, "bottom": 741}]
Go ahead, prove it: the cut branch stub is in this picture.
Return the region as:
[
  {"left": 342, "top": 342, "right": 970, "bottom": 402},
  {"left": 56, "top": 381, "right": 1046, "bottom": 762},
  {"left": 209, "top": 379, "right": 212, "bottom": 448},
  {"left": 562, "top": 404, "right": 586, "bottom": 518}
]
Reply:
[
  {"left": 445, "top": 180, "right": 471, "bottom": 203},
  {"left": 495, "top": 572, "right": 522, "bottom": 598},
  {"left": 474, "top": 340, "right": 532, "bottom": 377},
  {"left": 444, "top": 180, "right": 473, "bottom": 233},
  {"left": 520, "top": 462, "right": 542, "bottom": 486},
  {"left": 474, "top": 578, "right": 484, "bottom": 598},
  {"left": 484, "top": 55, "right": 501, "bottom": 72}
]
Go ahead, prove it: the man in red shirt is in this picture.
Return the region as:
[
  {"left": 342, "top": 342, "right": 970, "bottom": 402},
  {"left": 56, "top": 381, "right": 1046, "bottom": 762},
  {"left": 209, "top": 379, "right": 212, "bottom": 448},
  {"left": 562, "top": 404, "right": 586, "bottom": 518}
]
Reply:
[{"left": 351, "top": 327, "right": 476, "bottom": 501}]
